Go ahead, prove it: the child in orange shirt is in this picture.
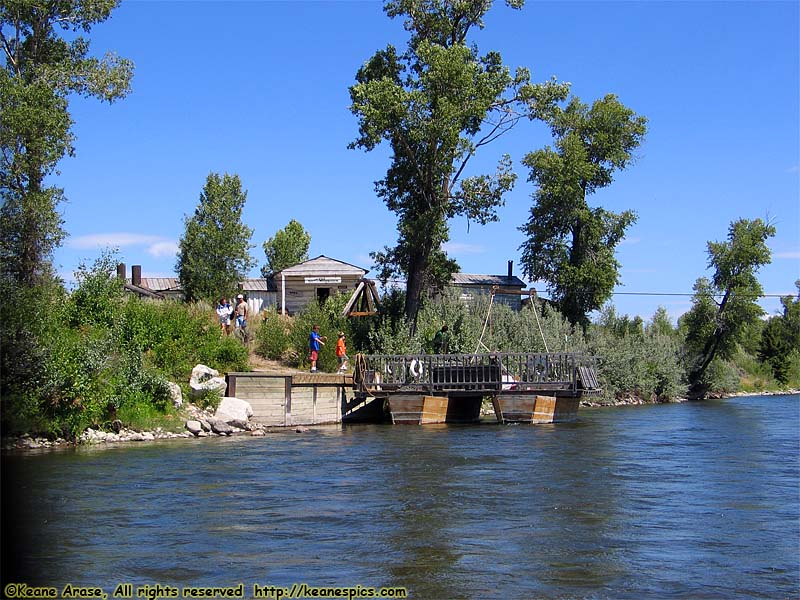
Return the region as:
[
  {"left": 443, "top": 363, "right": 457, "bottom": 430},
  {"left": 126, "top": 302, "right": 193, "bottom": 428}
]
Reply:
[{"left": 336, "top": 332, "right": 349, "bottom": 374}]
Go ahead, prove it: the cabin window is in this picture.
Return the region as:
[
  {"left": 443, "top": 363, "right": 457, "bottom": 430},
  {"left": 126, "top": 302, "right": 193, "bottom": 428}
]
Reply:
[{"left": 316, "top": 288, "right": 330, "bottom": 304}]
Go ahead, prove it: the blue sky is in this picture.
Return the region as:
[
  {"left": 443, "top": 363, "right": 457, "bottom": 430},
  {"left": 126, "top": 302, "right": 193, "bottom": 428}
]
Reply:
[{"left": 53, "top": 0, "right": 799, "bottom": 322}]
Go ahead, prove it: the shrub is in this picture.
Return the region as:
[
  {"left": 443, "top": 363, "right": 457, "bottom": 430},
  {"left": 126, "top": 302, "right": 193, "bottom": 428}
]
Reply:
[{"left": 255, "top": 310, "right": 292, "bottom": 360}]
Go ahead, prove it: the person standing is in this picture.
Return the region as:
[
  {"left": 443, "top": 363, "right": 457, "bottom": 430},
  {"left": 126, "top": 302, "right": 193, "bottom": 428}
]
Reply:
[
  {"left": 309, "top": 325, "right": 326, "bottom": 373},
  {"left": 433, "top": 325, "right": 449, "bottom": 354},
  {"left": 216, "top": 297, "right": 232, "bottom": 335},
  {"left": 336, "top": 332, "right": 349, "bottom": 374},
  {"left": 234, "top": 294, "right": 248, "bottom": 340}
]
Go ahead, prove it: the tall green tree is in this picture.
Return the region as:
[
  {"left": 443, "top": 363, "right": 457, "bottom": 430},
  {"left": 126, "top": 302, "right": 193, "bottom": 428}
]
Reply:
[
  {"left": 683, "top": 218, "right": 776, "bottom": 396},
  {"left": 518, "top": 94, "right": 647, "bottom": 329},
  {"left": 0, "top": 0, "right": 133, "bottom": 285},
  {"left": 349, "top": 0, "right": 569, "bottom": 330},
  {"left": 177, "top": 173, "right": 256, "bottom": 302},
  {"left": 261, "top": 219, "right": 311, "bottom": 277}
]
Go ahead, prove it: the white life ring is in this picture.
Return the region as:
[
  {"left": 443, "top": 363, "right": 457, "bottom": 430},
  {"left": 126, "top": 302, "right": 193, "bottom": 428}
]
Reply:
[{"left": 409, "top": 359, "right": 424, "bottom": 378}]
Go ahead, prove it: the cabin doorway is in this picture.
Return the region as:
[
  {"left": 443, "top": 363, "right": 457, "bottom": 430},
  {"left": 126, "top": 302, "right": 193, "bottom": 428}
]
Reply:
[{"left": 316, "top": 287, "right": 331, "bottom": 304}]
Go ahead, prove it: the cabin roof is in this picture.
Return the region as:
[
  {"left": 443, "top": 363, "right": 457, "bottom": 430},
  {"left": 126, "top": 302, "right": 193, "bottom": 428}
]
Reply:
[
  {"left": 451, "top": 273, "right": 526, "bottom": 288},
  {"left": 128, "top": 277, "right": 276, "bottom": 293},
  {"left": 243, "top": 278, "right": 276, "bottom": 292},
  {"left": 123, "top": 283, "right": 164, "bottom": 299},
  {"left": 275, "top": 255, "right": 368, "bottom": 277},
  {"left": 137, "top": 277, "right": 182, "bottom": 292}
]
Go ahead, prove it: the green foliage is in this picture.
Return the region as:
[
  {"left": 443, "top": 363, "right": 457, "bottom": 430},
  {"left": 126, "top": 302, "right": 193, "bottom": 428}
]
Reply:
[
  {"left": 261, "top": 219, "right": 311, "bottom": 277},
  {"left": 0, "top": 254, "right": 248, "bottom": 439},
  {"left": 176, "top": 172, "right": 256, "bottom": 302},
  {"left": 255, "top": 310, "right": 293, "bottom": 361},
  {"left": 0, "top": 1, "right": 133, "bottom": 285},
  {"left": 758, "top": 282, "right": 800, "bottom": 384},
  {"left": 684, "top": 218, "right": 776, "bottom": 395},
  {"left": 590, "top": 305, "right": 685, "bottom": 401},
  {"left": 699, "top": 357, "right": 741, "bottom": 395},
  {"left": 350, "top": 0, "right": 569, "bottom": 326},
  {"left": 519, "top": 94, "right": 647, "bottom": 329},
  {"left": 67, "top": 250, "right": 125, "bottom": 328}
]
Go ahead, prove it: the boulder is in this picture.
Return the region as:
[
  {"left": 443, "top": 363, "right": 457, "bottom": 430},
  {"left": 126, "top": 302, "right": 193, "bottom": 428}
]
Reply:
[
  {"left": 207, "top": 417, "right": 234, "bottom": 436},
  {"left": 189, "top": 364, "right": 227, "bottom": 399},
  {"left": 191, "top": 364, "right": 219, "bottom": 381},
  {"left": 189, "top": 376, "right": 226, "bottom": 399},
  {"left": 168, "top": 382, "right": 183, "bottom": 408},
  {"left": 215, "top": 397, "right": 253, "bottom": 429},
  {"left": 185, "top": 420, "right": 203, "bottom": 436}
]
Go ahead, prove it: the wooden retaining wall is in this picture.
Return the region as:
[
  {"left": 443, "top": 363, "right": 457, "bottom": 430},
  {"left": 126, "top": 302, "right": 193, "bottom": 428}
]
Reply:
[{"left": 226, "top": 373, "right": 351, "bottom": 427}]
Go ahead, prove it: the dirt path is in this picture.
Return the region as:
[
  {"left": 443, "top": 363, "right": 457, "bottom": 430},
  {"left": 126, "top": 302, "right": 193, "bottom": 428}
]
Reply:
[{"left": 247, "top": 351, "right": 303, "bottom": 374}]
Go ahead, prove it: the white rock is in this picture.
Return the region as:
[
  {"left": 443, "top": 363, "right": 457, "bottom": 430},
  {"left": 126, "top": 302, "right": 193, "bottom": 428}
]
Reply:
[
  {"left": 185, "top": 420, "right": 203, "bottom": 435},
  {"left": 141, "top": 432, "right": 155, "bottom": 441},
  {"left": 191, "top": 364, "right": 219, "bottom": 381},
  {"left": 189, "top": 364, "right": 227, "bottom": 399},
  {"left": 189, "top": 376, "right": 227, "bottom": 399},
  {"left": 215, "top": 397, "right": 253, "bottom": 428},
  {"left": 167, "top": 382, "right": 183, "bottom": 408}
]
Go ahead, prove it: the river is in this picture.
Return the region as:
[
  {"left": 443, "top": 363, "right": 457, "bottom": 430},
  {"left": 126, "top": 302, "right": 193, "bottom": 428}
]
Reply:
[{"left": 2, "top": 394, "right": 798, "bottom": 599}]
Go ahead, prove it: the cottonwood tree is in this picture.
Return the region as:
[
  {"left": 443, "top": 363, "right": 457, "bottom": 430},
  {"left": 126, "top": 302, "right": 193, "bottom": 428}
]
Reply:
[
  {"left": 349, "top": 0, "right": 569, "bottom": 330},
  {"left": 261, "top": 219, "right": 311, "bottom": 277},
  {"left": 518, "top": 94, "right": 647, "bottom": 330},
  {"left": 177, "top": 173, "right": 256, "bottom": 302},
  {"left": 683, "top": 218, "right": 776, "bottom": 396},
  {"left": 0, "top": 0, "right": 133, "bottom": 285}
]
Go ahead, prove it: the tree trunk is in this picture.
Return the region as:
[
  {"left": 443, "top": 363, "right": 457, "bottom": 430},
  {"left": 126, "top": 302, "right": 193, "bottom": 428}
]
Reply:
[
  {"left": 405, "top": 253, "right": 427, "bottom": 336},
  {"left": 688, "top": 287, "right": 732, "bottom": 395}
]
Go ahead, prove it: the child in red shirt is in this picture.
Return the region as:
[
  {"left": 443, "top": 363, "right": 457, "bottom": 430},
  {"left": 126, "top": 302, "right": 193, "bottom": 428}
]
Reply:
[{"left": 336, "top": 332, "right": 349, "bottom": 374}]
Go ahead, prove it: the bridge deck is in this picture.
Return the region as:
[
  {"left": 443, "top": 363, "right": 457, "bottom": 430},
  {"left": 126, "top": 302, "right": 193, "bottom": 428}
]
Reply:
[{"left": 354, "top": 352, "right": 600, "bottom": 398}]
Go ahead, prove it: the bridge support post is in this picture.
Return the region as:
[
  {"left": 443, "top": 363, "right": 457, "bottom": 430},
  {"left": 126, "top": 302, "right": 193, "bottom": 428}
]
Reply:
[{"left": 493, "top": 394, "right": 580, "bottom": 424}]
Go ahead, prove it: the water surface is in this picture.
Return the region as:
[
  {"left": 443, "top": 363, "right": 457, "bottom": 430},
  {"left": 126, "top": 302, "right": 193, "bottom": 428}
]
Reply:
[{"left": 3, "top": 394, "right": 798, "bottom": 598}]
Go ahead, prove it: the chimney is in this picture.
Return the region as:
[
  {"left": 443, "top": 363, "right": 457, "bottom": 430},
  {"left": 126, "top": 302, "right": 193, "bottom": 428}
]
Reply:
[
  {"left": 132, "top": 265, "right": 142, "bottom": 287},
  {"left": 116, "top": 263, "right": 126, "bottom": 280},
  {"left": 507, "top": 260, "right": 513, "bottom": 279}
]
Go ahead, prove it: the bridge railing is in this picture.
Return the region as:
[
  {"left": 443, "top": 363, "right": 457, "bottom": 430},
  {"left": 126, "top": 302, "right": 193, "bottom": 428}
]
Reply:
[{"left": 354, "top": 352, "right": 598, "bottom": 395}]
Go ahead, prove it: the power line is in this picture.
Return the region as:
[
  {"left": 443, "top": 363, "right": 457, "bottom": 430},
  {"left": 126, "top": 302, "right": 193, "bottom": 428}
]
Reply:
[{"left": 377, "top": 279, "right": 794, "bottom": 299}]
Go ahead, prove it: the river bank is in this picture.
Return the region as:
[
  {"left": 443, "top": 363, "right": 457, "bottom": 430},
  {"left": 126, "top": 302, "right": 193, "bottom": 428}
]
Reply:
[
  {"left": 581, "top": 387, "right": 800, "bottom": 407},
  {"left": 4, "top": 388, "right": 798, "bottom": 452}
]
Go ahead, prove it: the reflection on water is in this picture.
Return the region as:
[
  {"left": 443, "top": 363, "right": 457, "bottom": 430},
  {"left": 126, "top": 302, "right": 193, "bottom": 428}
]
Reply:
[{"left": 2, "top": 395, "right": 798, "bottom": 598}]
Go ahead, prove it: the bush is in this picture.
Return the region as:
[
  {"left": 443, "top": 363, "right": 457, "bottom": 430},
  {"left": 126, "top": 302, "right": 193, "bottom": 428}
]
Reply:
[
  {"left": 255, "top": 310, "right": 292, "bottom": 360},
  {"left": 588, "top": 305, "right": 685, "bottom": 401}
]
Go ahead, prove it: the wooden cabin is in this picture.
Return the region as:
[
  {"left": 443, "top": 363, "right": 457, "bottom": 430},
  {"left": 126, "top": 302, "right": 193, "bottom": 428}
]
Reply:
[
  {"left": 274, "top": 255, "right": 368, "bottom": 315},
  {"left": 450, "top": 262, "right": 526, "bottom": 311}
]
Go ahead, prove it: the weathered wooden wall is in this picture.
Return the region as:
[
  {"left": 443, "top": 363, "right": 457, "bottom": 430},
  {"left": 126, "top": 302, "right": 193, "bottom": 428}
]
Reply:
[{"left": 226, "top": 373, "right": 346, "bottom": 426}]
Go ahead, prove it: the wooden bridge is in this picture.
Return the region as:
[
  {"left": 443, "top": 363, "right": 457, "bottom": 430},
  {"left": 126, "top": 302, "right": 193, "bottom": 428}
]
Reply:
[{"left": 352, "top": 352, "right": 601, "bottom": 425}]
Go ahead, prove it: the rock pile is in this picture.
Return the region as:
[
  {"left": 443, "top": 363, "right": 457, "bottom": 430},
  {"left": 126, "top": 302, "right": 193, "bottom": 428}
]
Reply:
[{"left": 183, "top": 396, "right": 262, "bottom": 437}]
